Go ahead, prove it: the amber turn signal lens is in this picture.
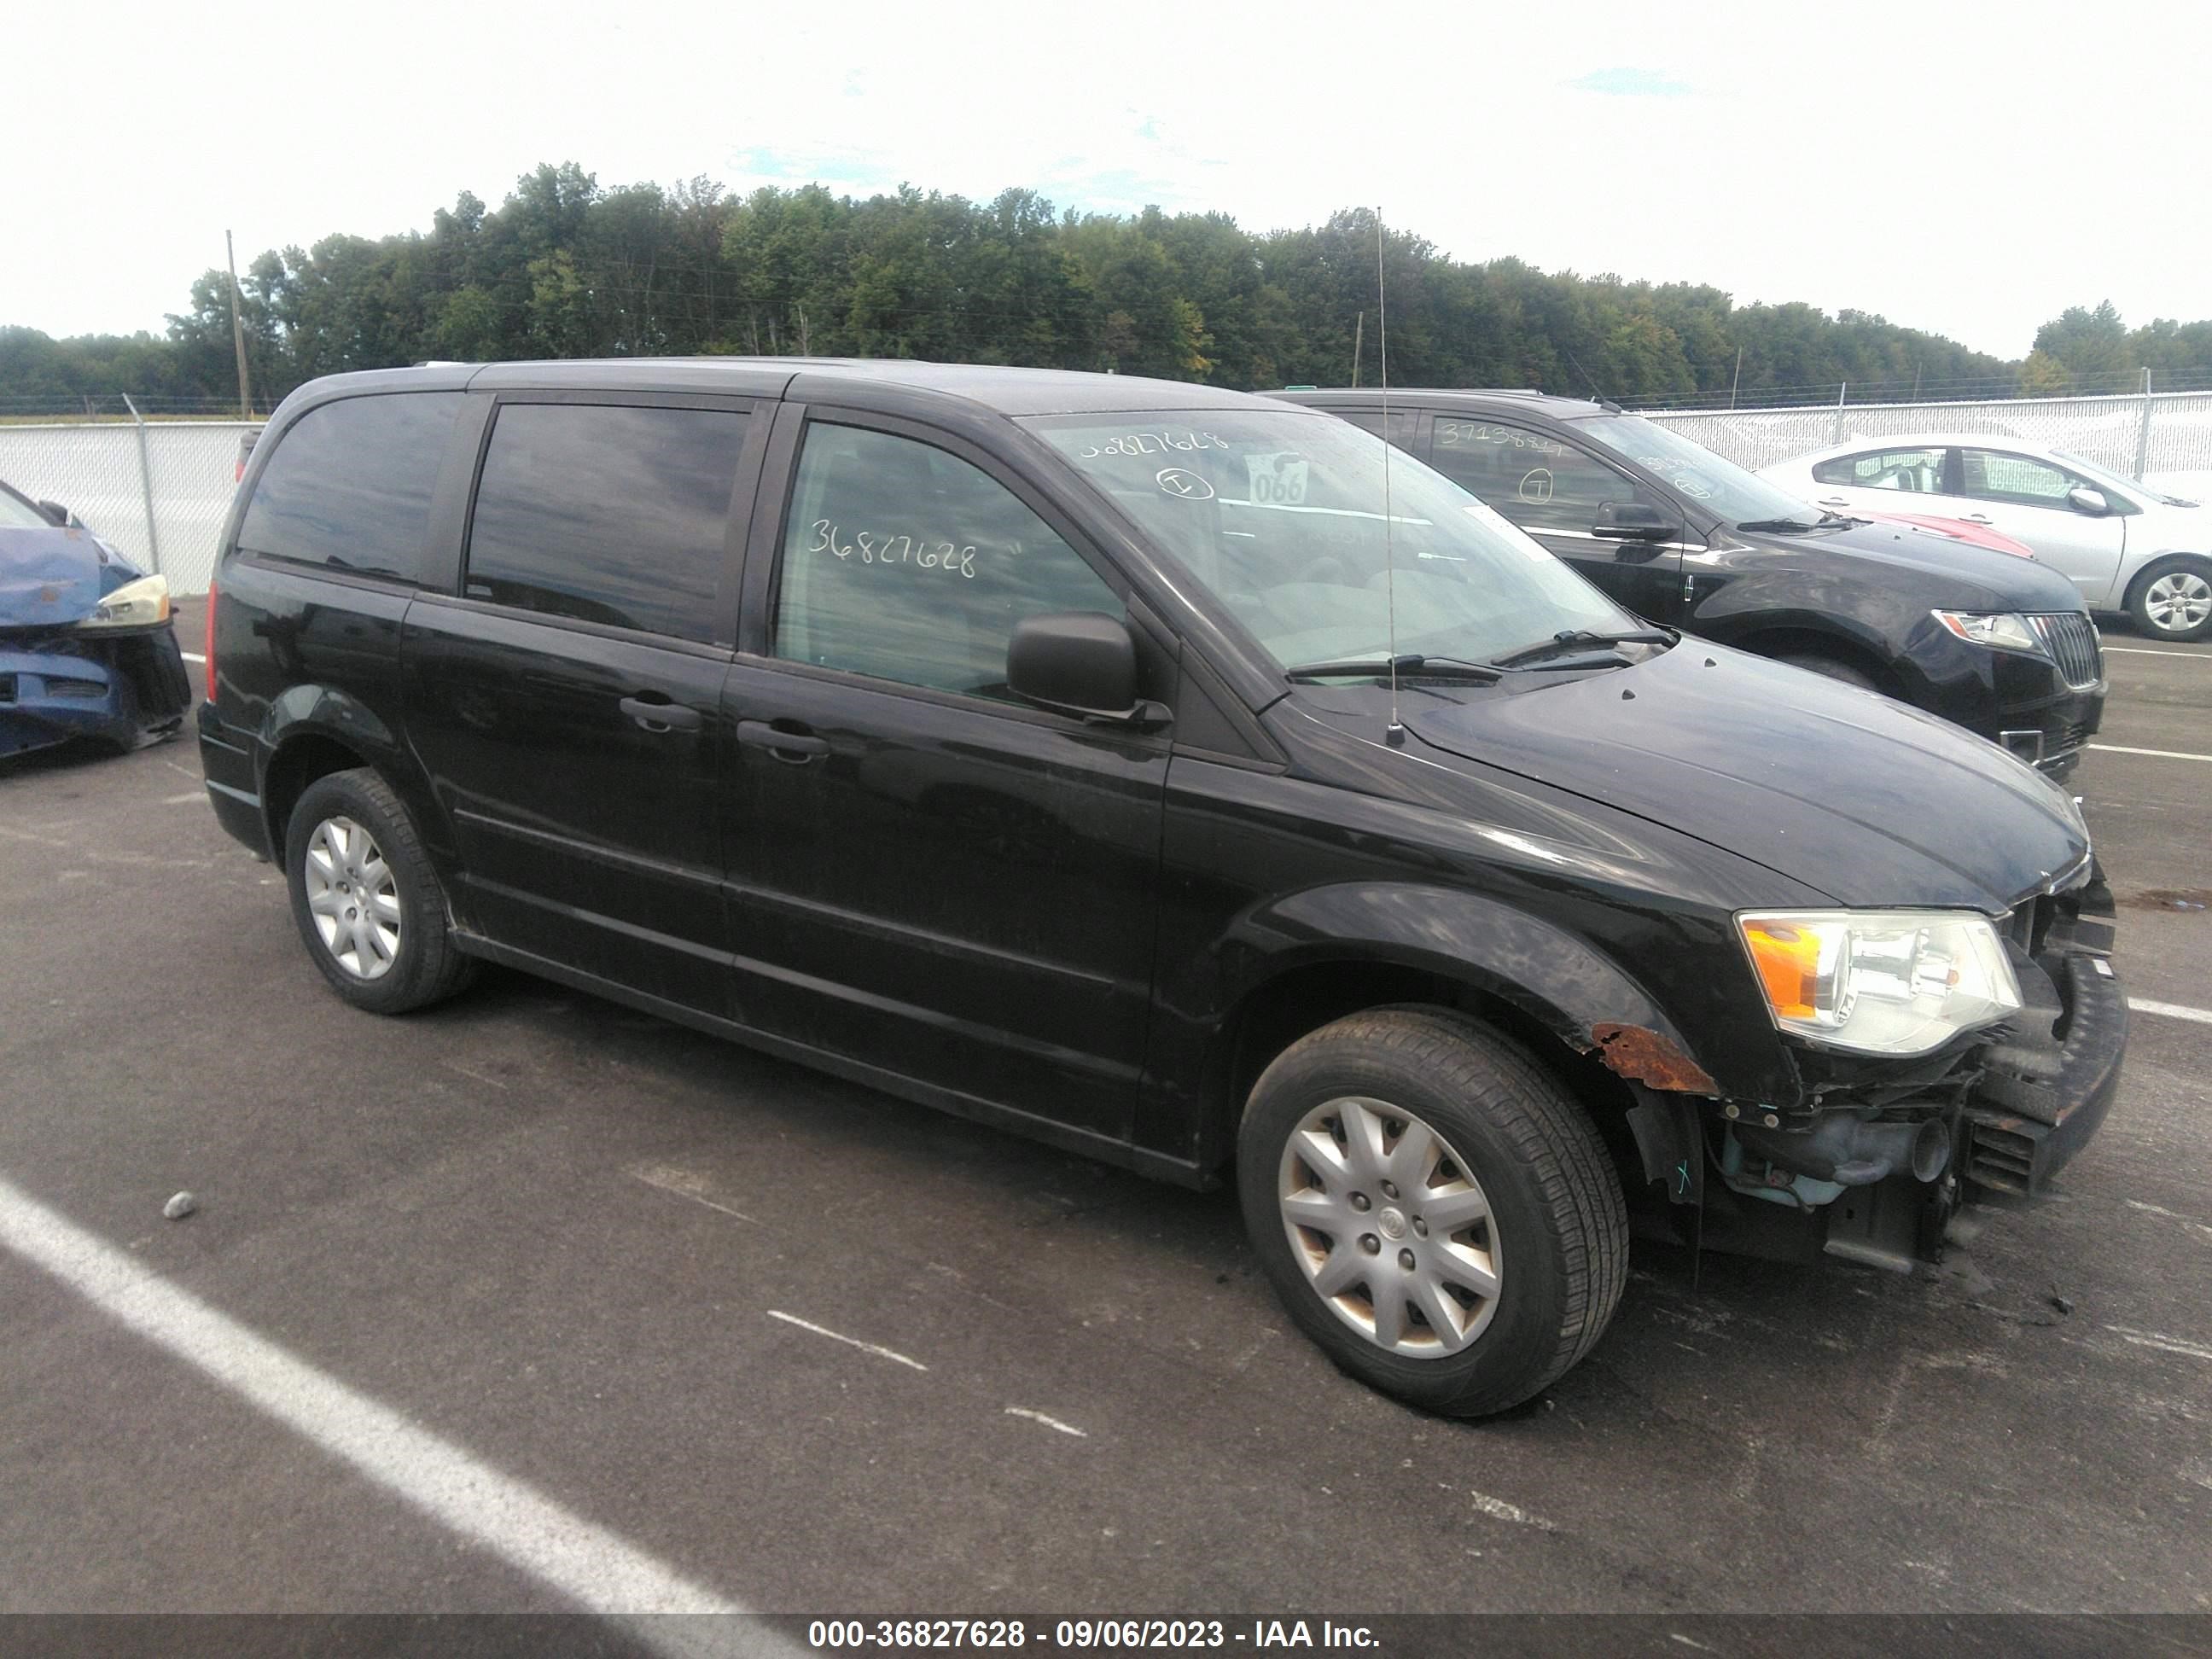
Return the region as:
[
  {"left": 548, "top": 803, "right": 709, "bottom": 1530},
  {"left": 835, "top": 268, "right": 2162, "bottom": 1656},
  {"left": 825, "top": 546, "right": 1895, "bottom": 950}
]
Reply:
[{"left": 1741, "top": 919, "right": 1822, "bottom": 1020}]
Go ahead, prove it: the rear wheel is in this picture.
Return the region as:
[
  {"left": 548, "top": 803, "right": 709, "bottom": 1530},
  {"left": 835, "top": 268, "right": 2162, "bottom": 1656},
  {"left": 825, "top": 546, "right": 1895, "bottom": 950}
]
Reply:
[
  {"left": 283, "top": 768, "right": 474, "bottom": 1014},
  {"left": 1237, "top": 1007, "right": 1627, "bottom": 1417},
  {"left": 2128, "top": 557, "right": 2212, "bottom": 642}
]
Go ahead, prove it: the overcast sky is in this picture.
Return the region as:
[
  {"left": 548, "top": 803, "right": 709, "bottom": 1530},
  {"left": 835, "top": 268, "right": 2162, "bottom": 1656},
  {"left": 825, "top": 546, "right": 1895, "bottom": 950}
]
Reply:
[{"left": 7, "top": 0, "right": 2205, "bottom": 359}]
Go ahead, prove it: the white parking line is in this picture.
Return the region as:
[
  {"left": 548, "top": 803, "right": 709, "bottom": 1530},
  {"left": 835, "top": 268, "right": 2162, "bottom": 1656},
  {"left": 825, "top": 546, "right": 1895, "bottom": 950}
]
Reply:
[
  {"left": 0, "top": 1176, "right": 744, "bottom": 1616},
  {"left": 2132, "top": 998, "right": 2212, "bottom": 1027},
  {"left": 632, "top": 1164, "right": 760, "bottom": 1225},
  {"left": 2102, "top": 646, "right": 2210, "bottom": 659},
  {"left": 765, "top": 1310, "right": 929, "bottom": 1371},
  {"left": 2104, "top": 1324, "right": 2212, "bottom": 1364},
  {"left": 1004, "top": 1406, "right": 1088, "bottom": 1437},
  {"left": 2088, "top": 744, "right": 2212, "bottom": 763},
  {"left": 180, "top": 651, "right": 206, "bottom": 664}
]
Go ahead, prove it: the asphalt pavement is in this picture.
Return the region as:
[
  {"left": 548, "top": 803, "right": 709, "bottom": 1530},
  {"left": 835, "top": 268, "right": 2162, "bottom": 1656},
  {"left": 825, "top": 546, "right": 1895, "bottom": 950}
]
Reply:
[{"left": 2, "top": 603, "right": 2208, "bottom": 1626}]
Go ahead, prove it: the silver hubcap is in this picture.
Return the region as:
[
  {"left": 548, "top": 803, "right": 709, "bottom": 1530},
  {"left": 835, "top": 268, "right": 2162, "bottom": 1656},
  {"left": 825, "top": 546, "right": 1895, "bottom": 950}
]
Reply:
[
  {"left": 2145, "top": 571, "right": 2212, "bottom": 633},
  {"left": 1277, "top": 1097, "right": 1502, "bottom": 1359},
  {"left": 303, "top": 816, "right": 401, "bottom": 981}
]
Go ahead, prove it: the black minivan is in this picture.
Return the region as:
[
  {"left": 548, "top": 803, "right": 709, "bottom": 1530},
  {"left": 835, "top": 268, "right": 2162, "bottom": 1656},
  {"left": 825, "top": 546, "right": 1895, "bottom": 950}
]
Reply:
[
  {"left": 201, "top": 360, "right": 2127, "bottom": 1417},
  {"left": 1272, "top": 389, "right": 2109, "bottom": 775}
]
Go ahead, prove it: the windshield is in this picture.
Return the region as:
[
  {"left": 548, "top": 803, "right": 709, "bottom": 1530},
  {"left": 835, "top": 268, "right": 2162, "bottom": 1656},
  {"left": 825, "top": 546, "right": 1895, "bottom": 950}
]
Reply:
[
  {"left": 1576, "top": 416, "right": 1825, "bottom": 527},
  {"left": 1024, "top": 410, "right": 1633, "bottom": 671},
  {"left": 0, "top": 486, "right": 55, "bottom": 530}
]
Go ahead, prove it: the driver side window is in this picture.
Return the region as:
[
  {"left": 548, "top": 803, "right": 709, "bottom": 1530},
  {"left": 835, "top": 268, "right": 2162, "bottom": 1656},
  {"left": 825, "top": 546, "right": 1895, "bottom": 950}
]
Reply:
[
  {"left": 772, "top": 423, "right": 1122, "bottom": 701},
  {"left": 1961, "top": 449, "right": 2090, "bottom": 510},
  {"left": 1429, "top": 418, "right": 1654, "bottom": 534}
]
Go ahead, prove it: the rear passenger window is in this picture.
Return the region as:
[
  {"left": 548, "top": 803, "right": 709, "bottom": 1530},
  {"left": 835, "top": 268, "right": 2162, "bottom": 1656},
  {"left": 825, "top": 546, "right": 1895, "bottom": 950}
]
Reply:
[
  {"left": 773, "top": 423, "right": 1121, "bottom": 701},
  {"left": 239, "top": 393, "right": 462, "bottom": 582},
  {"left": 464, "top": 403, "right": 748, "bottom": 643},
  {"left": 1325, "top": 407, "right": 1421, "bottom": 447},
  {"left": 1813, "top": 447, "right": 1946, "bottom": 492}
]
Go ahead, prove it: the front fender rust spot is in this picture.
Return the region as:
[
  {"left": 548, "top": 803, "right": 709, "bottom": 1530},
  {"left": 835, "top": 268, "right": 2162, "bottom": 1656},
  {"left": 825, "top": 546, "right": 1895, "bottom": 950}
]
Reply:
[{"left": 1589, "top": 1022, "right": 1718, "bottom": 1094}]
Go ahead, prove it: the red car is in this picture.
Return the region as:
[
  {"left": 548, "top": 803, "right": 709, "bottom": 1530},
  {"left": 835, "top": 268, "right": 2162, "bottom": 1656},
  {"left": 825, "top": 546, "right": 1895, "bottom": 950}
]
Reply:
[{"left": 1849, "top": 509, "right": 2035, "bottom": 558}]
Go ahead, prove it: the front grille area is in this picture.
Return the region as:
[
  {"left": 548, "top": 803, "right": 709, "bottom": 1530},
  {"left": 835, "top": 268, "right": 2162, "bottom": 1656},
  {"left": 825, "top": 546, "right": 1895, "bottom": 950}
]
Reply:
[
  {"left": 1967, "top": 1116, "right": 2039, "bottom": 1195},
  {"left": 2049, "top": 717, "right": 2093, "bottom": 757},
  {"left": 2030, "top": 612, "right": 2104, "bottom": 689}
]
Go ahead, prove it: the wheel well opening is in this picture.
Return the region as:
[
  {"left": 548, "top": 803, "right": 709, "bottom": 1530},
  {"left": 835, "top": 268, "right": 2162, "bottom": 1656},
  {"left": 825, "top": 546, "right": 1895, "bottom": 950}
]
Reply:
[
  {"left": 263, "top": 735, "right": 369, "bottom": 850},
  {"left": 2128, "top": 552, "right": 2212, "bottom": 605},
  {"left": 1210, "top": 962, "right": 1637, "bottom": 1178},
  {"left": 1739, "top": 627, "right": 1905, "bottom": 698}
]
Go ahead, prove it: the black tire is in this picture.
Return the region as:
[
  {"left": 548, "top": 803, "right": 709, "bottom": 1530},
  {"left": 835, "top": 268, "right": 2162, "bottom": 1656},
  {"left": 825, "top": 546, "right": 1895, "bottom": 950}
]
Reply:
[
  {"left": 2126, "top": 556, "right": 2212, "bottom": 643},
  {"left": 282, "top": 767, "right": 474, "bottom": 1014},
  {"left": 1236, "top": 1006, "right": 1628, "bottom": 1417},
  {"left": 1780, "top": 651, "right": 1882, "bottom": 691}
]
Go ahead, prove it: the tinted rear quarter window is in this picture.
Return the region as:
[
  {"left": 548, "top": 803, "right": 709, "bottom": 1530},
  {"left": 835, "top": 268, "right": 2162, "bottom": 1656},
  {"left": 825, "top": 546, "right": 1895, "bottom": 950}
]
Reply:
[
  {"left": 238, "top": 393, "right": 463, "bottom": 581},
  {"left": 464, "top": 402, "right": 748, "bottom": 643}
]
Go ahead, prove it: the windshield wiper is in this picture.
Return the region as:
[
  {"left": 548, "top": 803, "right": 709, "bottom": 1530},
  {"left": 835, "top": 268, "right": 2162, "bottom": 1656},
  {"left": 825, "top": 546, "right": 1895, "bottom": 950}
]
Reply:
[
  {"left": 1734, "top": 516, "right": 1825, "bottom": 534},
  {"left": 1482, "top": 628, "right": 1673, "bottom": 669},
  {"left": 1285, "top": 654, "right": 1502, "bottom": 683}
]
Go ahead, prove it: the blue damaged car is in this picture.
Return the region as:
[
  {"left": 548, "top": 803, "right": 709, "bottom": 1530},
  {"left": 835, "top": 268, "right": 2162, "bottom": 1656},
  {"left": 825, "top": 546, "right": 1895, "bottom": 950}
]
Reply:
[{"left": 0, "top": 477, "right": 192, "bottom": 763}]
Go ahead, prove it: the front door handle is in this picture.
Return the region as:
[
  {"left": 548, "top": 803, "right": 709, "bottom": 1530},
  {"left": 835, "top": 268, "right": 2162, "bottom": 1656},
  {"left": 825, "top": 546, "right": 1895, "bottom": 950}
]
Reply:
[
  {"left": 619, "top": 694, "right": 704, "bottom": 733},
  {"left": 1817, "top": 496, "right": 1849, "bottom": 508},
  {"left": 736, "top": 719, "right": 830, "bottom": 763},
  {"left": 1964, "top": 513, "right": 1994, "bottom": 524}
]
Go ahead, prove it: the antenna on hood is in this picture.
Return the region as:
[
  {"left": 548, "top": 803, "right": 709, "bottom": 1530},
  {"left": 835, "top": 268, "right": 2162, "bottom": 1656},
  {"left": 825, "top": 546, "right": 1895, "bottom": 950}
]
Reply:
[{"left": 1377, "top": 208, "right": 1404, "bottom": 748}]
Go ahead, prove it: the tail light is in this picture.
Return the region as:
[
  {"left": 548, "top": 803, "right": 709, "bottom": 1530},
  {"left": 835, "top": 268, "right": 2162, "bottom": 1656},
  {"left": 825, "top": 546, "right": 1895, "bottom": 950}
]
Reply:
[{"left": 203, "top": 579, "right": 218, "bottom": 702}]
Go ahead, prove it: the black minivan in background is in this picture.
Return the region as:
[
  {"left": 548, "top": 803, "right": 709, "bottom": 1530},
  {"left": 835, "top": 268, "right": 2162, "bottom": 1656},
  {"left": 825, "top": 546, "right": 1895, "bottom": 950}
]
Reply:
[
  {"left": 201, "top": 360, "right": 2126, "bottom": 1417},
  {"left": 1272, "top": 389, "right": 2109, "bottom": 776}
]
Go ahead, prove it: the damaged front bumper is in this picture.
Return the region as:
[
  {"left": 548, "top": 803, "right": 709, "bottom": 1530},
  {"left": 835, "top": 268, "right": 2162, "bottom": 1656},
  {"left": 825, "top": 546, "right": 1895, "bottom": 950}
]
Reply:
[
  {"left": 1627, "top": 864, "right": 2128, "bottom": 1272},
  {"left": 1963, "top": 888, "right": 2128, "bottom": 1199},
  {"left": 0, "top": 626, "right": 192, "bottom": 760}
]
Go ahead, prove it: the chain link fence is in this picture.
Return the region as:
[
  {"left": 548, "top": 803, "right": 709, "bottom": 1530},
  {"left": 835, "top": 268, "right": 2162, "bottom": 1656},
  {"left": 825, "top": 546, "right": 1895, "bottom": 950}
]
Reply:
[
  {"left": 1644, "top": 391, "right": 2212, "bottom": 499},
  {"left": 0, "top": 417, "right": 257, "bottom": 594},
  {"left": 8, "top": 387, "right": 2212, "bottom": 598}
]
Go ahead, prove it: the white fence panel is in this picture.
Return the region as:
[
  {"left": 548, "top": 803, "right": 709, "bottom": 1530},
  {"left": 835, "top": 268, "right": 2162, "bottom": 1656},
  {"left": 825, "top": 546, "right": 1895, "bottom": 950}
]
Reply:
[
  {"left": 6, "top": 392, "right": 2209, "bottom": 603},
  {"left": 0, "top": 422, "right": 253, "bottom": 595}
]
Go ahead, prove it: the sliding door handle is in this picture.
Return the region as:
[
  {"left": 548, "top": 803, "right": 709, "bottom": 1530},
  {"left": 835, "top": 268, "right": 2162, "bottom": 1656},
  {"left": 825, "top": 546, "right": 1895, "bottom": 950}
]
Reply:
[
  {"left": 619, "top": 695, "right": 704, "bottom": 733},
  {"left": 736, "top": 719, "right": 830, "bottom": 762}
]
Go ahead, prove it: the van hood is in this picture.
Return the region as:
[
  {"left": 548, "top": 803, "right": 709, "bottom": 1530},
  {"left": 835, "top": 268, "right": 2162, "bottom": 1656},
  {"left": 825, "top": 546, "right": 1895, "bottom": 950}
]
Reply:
[
  {"left": 0, "top": 526, "right": 126, "bottom": 629},
  {"left": 1400, "top": 643, "right": 2089, "bottom": 913}
]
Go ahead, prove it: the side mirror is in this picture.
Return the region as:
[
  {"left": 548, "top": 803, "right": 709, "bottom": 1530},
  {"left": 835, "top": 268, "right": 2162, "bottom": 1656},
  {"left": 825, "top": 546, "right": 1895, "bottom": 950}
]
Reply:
[
  {"left": 1592, "top": 499, "right": 1674, "bottom": 541},
  {"left": 2066, "top": 486, "right": 2110, "bottom": 516},
  {"left": 36, "top": 499, "right": 71, "bottom": 527},
  {"left": 1007, "top": 612, "right": 1168, "bottom": 728}
]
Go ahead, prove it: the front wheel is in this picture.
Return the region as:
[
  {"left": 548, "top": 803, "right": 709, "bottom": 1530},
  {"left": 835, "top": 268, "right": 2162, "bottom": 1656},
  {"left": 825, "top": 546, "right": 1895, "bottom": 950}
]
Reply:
[
  {"left": 2128, "top": 557, "right": 2212, "bottom": 642},
  {"left": 1237, "top": 1007, "right": 1628, "bottom": 1417}
]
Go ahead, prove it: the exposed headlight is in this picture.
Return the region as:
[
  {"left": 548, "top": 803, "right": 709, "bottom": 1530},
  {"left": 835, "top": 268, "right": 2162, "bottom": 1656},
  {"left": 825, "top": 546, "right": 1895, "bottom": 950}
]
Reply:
[
  {"left": 1932, "top": 610, "right": 2045, "bottom": 655},
  {"left": 1737, "top": 910, "right": 2021, "bottom": 1057},
  {"left": 74, "top": 573, "right": 171, "bottom": 631}
]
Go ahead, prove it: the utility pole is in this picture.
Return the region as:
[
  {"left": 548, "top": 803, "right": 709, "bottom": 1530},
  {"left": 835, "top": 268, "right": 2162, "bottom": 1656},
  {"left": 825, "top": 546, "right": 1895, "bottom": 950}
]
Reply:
[
  {"left": 224, "top": 230, "right": 253, "bottom": 417},
  {"left": 797, "top": 304, "right": 810, "bottom": 356},
  {"left": 1729, "top": 346, "right": 1742, "bottom": 410},
  {"left": 1351, "top": 311, "right": 1365, "bottom": 387}
]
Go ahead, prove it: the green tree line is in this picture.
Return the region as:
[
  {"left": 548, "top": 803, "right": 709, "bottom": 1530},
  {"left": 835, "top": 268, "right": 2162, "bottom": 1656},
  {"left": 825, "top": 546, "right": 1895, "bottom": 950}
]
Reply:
[{"left": 6, "top": 162, "right": 2209, "bottom": 411}]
